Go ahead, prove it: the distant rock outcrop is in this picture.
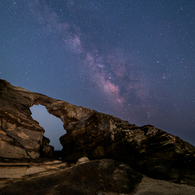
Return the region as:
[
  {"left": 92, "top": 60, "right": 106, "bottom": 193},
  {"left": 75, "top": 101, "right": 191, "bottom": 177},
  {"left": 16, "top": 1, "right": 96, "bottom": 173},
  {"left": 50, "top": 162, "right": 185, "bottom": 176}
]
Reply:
[{"left": 0, "top": 79, "right": 195, "bottom": 185}]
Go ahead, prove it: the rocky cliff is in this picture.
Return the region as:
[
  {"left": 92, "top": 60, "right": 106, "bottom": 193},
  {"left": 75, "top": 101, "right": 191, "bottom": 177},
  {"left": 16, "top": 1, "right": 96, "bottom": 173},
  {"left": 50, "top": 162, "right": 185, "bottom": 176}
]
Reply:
[{"left": 0, "top": 79, "right": 195, "bottom": 185}]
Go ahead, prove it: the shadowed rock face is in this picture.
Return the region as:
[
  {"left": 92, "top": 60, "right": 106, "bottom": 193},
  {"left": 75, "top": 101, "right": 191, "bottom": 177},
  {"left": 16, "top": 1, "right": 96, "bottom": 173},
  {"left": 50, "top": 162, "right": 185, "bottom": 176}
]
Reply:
[
  {"left": 0, "top": 79, "right": 195, "bottom": 185},
  {"left": 0, "top": 159, "right": 142, "bottom": 195}
]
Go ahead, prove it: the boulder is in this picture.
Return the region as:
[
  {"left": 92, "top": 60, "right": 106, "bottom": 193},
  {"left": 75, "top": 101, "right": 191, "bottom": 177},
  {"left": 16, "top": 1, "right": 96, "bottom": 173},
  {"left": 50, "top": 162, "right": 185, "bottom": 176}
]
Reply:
[{"left": 76, "top": 156, "right": 90, "bottom": 165}]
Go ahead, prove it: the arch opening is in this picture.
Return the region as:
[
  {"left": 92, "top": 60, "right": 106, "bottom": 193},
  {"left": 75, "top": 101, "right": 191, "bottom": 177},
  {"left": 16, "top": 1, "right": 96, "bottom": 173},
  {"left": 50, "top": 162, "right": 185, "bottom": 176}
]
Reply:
[{"left": 30, "top": 105, "right": 66, "bottom": 151}]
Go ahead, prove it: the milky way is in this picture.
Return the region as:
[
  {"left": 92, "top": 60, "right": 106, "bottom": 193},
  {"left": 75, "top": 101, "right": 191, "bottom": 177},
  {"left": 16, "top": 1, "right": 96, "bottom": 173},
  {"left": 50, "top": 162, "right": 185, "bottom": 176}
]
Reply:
[
  {"left": 1, "top": 0, "right": 195, "bottom": 148},
  {"left": 28, "top": 0, "right": 152, "bottom": 117}
]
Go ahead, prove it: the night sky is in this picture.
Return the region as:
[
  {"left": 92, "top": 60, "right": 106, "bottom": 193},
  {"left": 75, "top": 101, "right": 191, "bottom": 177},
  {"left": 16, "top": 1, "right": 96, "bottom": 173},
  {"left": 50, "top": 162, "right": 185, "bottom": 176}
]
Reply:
[{"left": 1, "top": 0, "right": 195, "bottom": 149}]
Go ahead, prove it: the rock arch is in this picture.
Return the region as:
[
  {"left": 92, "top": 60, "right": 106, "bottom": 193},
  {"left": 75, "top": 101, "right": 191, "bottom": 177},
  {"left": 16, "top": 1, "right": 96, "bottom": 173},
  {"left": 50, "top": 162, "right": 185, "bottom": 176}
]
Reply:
[
  {"left": 1, "top": 79, "right": 195, "bottom": 184},
  {"left": 0, "top": 79, "right": 94, "bottom": 159}
]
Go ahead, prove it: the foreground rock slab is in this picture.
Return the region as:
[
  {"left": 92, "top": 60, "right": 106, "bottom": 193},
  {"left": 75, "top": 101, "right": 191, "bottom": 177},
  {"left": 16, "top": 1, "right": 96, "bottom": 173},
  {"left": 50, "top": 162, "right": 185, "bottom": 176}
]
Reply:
[
  {"left": 0, "top": 159, "right": 142, "bottom": 195},
  {"left": 0, "top": 159, "right": 66, "bottom": 179},
  {"left": 0, "top": 159, "right": 195, "bottom": 195}
]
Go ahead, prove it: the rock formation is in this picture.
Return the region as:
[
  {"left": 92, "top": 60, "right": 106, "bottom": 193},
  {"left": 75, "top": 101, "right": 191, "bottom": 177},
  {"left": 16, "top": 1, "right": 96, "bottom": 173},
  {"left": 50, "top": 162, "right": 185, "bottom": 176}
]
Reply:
[
  {"left": 1, "top": 158, "right": 195, "bottom": 195},
  {"left": 0, "top": 79, "right": 195, "bottom": 186},
  {"left": 0, "top": 159, "right": 142, "bottom": 195}
]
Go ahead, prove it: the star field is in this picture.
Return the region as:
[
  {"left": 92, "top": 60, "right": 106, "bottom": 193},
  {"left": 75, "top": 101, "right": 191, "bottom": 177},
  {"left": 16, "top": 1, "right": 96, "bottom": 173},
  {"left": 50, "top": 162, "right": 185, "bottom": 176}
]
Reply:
[{"left": 1, "top": 0, "right": 195, "bottom": 149}]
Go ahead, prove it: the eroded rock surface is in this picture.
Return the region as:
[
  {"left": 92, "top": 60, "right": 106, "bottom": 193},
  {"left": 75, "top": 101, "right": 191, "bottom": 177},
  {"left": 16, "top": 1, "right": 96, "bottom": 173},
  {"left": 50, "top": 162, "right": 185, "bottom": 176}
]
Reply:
[
  {"left": 0, "top": 80, "right": 44, "bottom": 159},
  {"left": 0, "top": 159, "right": 142, "bottom": 195},
  {"left": 0, "top": 79, "right": 195, "bottom": 185}
]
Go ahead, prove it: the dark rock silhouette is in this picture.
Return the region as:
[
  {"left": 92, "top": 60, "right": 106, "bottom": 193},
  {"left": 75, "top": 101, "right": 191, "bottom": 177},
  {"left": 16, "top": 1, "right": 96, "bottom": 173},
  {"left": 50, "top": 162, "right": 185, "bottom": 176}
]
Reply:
[
  {"left": 0, "top": 79, "right": 195, "bottom": 187},
  {"left": 0, "top": 159, "right": 142, "bottom": 195}
]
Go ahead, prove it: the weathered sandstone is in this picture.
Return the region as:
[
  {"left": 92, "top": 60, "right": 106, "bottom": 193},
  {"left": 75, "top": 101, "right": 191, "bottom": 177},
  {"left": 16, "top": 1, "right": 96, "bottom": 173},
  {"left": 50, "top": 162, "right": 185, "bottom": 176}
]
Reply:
[{"left": 0, "top": 159, "right": 65, "bottom": 179}]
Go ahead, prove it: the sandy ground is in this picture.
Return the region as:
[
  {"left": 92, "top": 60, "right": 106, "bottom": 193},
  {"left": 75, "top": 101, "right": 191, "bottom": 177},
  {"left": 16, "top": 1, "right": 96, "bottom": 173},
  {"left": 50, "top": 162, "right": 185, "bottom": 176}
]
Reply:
[{"left": 133, "top": 175, "right": 195, "bottom": 195}]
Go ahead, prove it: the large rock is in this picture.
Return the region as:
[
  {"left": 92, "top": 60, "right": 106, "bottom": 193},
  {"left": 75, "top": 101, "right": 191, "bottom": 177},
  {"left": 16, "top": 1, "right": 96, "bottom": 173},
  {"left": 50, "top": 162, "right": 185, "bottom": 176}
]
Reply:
[
  {"left": 0, "top": 79, "right": 195, "bottom": 185},
  {"left": 0, "top": 159, "right": 142, "bottom": 195},
  {"left": 60, "top": 113, "right": 195, "bottom": 185}
]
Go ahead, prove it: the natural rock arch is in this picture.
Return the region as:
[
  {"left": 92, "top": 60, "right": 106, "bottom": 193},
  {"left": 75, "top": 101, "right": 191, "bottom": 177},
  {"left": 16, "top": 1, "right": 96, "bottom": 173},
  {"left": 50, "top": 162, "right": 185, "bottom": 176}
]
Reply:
[
  {"left": 1, "top": 79, "right": 195, "bottom": 185},
  {"left": 0, "top": 79, "right": 94, "bottom": 159}
]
